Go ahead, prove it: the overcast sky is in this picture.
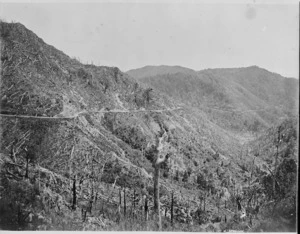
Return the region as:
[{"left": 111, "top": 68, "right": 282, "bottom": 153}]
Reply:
[{"left": 0, "top": 1, "right": 298, "bottom": 78}]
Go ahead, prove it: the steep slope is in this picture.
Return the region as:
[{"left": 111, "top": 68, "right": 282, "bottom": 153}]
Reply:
[
  {"left": 0, "top": 22, "right": 242, "bottom": 175},
  {"left": 127, "top": 66, "right": 298, "bottom": 133},
  {"left": 243, "top": 118, "right": 298, "bottom": 231},
  {"left": 0, "top": 22, "right": 244, "bottom": 231},
  {"left": 1, "top": 22, "right": 297, "bottom": 232},
  {"left": 199, "top": 67, "right": 298, "bottom": 121}
]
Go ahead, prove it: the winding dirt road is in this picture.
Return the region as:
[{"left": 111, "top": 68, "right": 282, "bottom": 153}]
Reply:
[{"left": 0, "top": 107, "right": 183, "bottom": 120}]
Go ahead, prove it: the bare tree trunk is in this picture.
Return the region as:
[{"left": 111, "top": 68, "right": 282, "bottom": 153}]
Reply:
[
  {"left": 233, "top": 180, "right": 236, "bottom": 198},
  {"left": 83, "top": 209, "right": 87, "bottom": 222},
  {"left": 237, "top": 198, "right": 242, "bottom": 211},
  {"left": 69, "top": 145, "right": 75, "bottom": 176},
  {"left": 119, "top": 188, "right": 122, "bottom": 207},
  {"left": 25, "top": 157, "right": 29, "bottom": 178},
  {"left": 273, "top": 149, "right": 279, "bottom": 197},
  {"left": 101, "top": 200, "right": 104, "bottom": 215},
  {"left": 200, "top": 197, "right": 202, "bottom": 211},
  {"left": 203, "top": 193, "right": 206, "bottom": 211},
  {"left": 89, "top": 197, "right": 94, "bottom": 215},
  {"left": 154, "top": 165, "right": 160, "bottom": 211},
  {"left": 154, "top": 164, "right": 162, "bottom": 230},
  {"left": 249, "top": 158, "right": 255, "bottom": 187},
  {"left": 133, "top": 189, "right": 136, "bottom": 210},
  {"left": 171, "top": 191, "right": 174, "bottom": 226},
  {"left": 90, "top": 182, "right": 94, "bottom": 214},
  {"left": 95, "top": 191, "right": 98, "bottom": 204},
  {"left": 123, "top": 187, "right": 126, "bottom": 217},
  {"left": 38, "top": 157, "right": 40, "bottom": 190},
  {"left": 72, "top": 175, "right": 77, "bottom": 210},
  {"left": 273, "top": 127, "right": 281, "bottom": 199},
  {"left": 144, "top": 196, "right": 148, "bottom": 221}
]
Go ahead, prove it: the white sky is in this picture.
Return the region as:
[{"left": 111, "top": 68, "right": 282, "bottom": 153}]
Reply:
[{"left": 0, "top": 1, "right": 298, "bottom": 78}]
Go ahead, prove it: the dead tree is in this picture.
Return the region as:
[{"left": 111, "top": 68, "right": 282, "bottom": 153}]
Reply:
[
  {"left": 153, "top": 163, "right": 161, "bottom": 224},
  {"left": 23, "top": 146, "right": 35, "bottom": 178},
  {"left": 273, "top": 126, "right": 282, "bottom": 199},
  {"left": 143, "top": 88, "right": 153, "bottom": 106},
  {"left": 133, "top": 189, "right": 136, "bottom": 210},
  {"left": 217, "top": 198, "right": 220, "bottom": 214},
  {"left": 119, "top": 187, "right": 122, "bottom": 207},
  {"left": 144, "top": 195, "right": 148, "bottom": 221},
  {"left": 153, "top": 130, "right": 171, "bottom": 231},
  {"left": 171, "top": 191, "right": 174, "bottom": 225},
  {"left": 123, "top": 187, "right": 126, "bottom": 216},
  {"left": 203, "top": 192, "right": 206, "bottom": 211},
  {"left": 132, "top": 189, "right": 136, "bottom": 219},
  {"left": 116, "top": 188, "right": 122, "bottom": 223},
  {"left": 72, "top": 175, "right": 77, "bottom": 210}
]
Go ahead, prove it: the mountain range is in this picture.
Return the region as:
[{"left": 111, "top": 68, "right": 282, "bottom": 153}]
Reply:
[
  {"left": 127, "top": 65, "right": 298, "bottom": 134},
  {"left": 0, "top": 21, "right": 298, "bottom": 231}
]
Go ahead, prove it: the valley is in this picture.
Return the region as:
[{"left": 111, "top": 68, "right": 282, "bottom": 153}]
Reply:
[{"left": 0, "top": 21, "right": 298, "bottom": 232}]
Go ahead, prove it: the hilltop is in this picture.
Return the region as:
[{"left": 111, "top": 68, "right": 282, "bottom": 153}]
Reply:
[{"left": 127, "top": 65, "right": 195, "bottom": 79}]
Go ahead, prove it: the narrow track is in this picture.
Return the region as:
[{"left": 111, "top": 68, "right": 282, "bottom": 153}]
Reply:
[{"left": 0, "top": 107, "right": 183, "bottom": 120}]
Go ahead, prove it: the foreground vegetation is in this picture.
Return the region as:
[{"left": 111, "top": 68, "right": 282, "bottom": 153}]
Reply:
[{"left": 0, "top": 118, "right": 297, "bottom": 231}]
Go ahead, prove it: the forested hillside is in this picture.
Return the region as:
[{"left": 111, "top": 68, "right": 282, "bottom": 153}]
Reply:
[{"left": 128, "top": 65, "right": 298, "bottom": 134}]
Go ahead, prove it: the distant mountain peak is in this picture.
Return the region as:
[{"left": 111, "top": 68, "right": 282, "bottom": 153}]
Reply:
[
  {"left": 127, "top": 65, "right": 195, "bottom": 79},
  {"left": 127, "top": 63, "right": 298, "bottom": 132}
]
